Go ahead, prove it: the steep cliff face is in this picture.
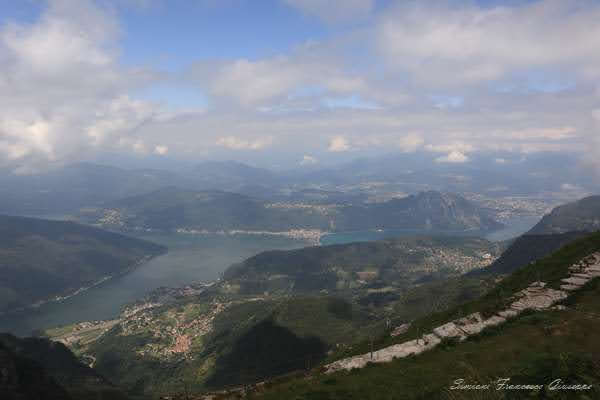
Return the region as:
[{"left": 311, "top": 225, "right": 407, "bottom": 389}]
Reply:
[{"left": 529, "top": 195, "right": 600, "bottom": 234}]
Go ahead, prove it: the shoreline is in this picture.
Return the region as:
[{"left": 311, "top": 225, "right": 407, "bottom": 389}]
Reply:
[
  {"left": 0, "top": 253, "right": 161, "bottom": 318},
  {"left": 174, "top": 228, "right": 326, "bottom": 245}
]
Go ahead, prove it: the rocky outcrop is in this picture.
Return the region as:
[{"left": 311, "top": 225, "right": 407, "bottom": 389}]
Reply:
[
  {"left": 561, "top": 253, "right": 600, "bottom": 291},
  {"left": 390, "top": 323, "right": 410, "bottom": 337},
  {"left": 325, "top": 252, "right": 600, "bottom": 373}
]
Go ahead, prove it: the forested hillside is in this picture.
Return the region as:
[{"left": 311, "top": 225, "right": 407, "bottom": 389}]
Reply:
[{"left": 0, "top": 215, "right": 165, "bottom": 313}]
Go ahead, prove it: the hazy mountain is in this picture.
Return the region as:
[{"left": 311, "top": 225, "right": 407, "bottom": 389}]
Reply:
[
  {"left": 77, "top": 188, "right": 502, "bottom": 233},
  {"left": 333, "top": 191, "right": 503, "bottom": 232},
  {"left": 528, "top": 195, "right": 600, "bottom": 234},
  {"left": 193, "top": 160, "right": 281, "bottom": 188},
  {"left": 77, "top": 187, "right": 333, "bottom": 232},
  {"left": 0, "top": 161, "right": 282, "bottom": 216},
  {"left": 290, "top": 151, "right": 598, "bottom": 196},
  {"left": 0, "top": 215, "right": 165, "bottom": 313},
  {"left": 1, "top": 154, "right": 593, "bottom": 218},
  {"left": 0, "top": 163, "right": 180, "bottom": 216}
]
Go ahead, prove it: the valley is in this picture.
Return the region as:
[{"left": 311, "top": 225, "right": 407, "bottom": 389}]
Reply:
[
  {"left": 1, "top": 168, "right": 599, "bottom": 399},
  {"left": 36, "top": 235, "right": 506, "bottom": 396},
  {"left": 0, "top": 189, "right": 517, "bottom": 337},
  {"left": 0, "top": 233, "right": 305, "bottom": 336},
  {"left": 31, "top": 195, "right": 600, "bottom": 399}
]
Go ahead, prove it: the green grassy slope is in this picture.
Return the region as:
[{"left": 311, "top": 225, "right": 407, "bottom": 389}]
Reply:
[
  {"left": 249, "top": 232, "right": 600, "bottom": 400},
  {"left": 0, "top": 215, "right": 166, "bottom": 312}
]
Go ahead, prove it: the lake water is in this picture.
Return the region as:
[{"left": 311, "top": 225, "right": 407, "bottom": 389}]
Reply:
[
  {"left": 0, "top": 233, "right": 303, "bottom": 336},
  {"left": 1, "top": 216, "right": 541, "bottom": 336},
  {"left": 320, "top": 216, "right": 542, "bottom": 245}
]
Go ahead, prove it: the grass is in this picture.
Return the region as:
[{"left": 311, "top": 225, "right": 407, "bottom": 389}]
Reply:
[
  {"left": 251, "top": 281, "right": 600, "bottom": 399},
  {"left": 245, "top": 233, "right": 600, "bottom": 400},
  {"left": 333, "top": 232, "right": 600, "bottom": 361}
]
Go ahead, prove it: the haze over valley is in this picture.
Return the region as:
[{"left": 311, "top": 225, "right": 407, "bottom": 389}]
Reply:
[{"left": 2, "top": 1, "right": 600, "bottom": 399}]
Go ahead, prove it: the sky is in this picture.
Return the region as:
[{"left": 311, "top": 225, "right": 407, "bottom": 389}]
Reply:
[{"left": 0, "top": 0, "right": 599, "bottom": 173}]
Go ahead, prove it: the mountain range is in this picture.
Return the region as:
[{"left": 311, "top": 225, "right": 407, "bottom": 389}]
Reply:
[
  {"left": 77, "top": 188, "right": 502, "bottom": 234},
  {"left": 3, "top": 193, "right": 600, "bottom": 398},
  {"left": 1, "top": 155, "right": 596, "bottom": 217},
  {"left": 42, "top": 194, "right": 600, "bottom": 397}
]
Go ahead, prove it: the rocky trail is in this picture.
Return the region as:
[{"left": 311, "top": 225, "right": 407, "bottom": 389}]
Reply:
[{"left": 325, "top": 252, "right": 600, "bottom": 373}]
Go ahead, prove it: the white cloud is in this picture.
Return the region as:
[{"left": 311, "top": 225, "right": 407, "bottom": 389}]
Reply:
[
  {"left": 561, "top": 183, "right": 583, "bottom": 191},
  {"left": 0, "top": 0, "right": 171, "bottom": 171},
  {"left": 435, "top": 151, "right": 469, "bottom": 163},
  {"left": 2, "top": 0, "right": 600, "bottom": 174},
  {"left": 283, "top": 0, "right": 374, "bottom": 22},
  {"left": 397, "top": 134, "right": 424, "bottom": 153},
  {"left": 215, "top": 136, "right": 274, "bottom": 150},
  {"left": 503, "top": 127, "right": 577, "bottom": 141},
  {"left": 328, "top": 135, "right": 350, "bottom": 152},
  {"left": 210, "top": 58, "right": 305, "bottom": 105},
  {"left": 154, "top": 145, "right": 168, "bottom": 155},
  {"left": 426, "top": 142, "right": 475, "bottom": 154},
  {"left": 376, "top": 1, "right": 600, "bottom": 86},
  {"left": 201, "top": 55, "right": 367, "bottom": 106},
  {"left": 300, "top": 154, "right": 318, "bottom": 165}
]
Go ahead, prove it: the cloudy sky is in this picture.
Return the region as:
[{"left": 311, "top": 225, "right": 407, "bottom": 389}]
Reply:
[{"left": 1, "top": 0, "right": 599, "bottom": 172}]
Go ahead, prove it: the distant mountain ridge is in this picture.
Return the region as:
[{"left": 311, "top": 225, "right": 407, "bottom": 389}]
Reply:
[
  {"left": 335, "top": 191, "right": 502, "bottom": 232},
  {"left": 0, "top": 215, "right": 165, "bottom": 313},
  {"left": 78, "top": 188, "right": 502, "bottom": 234},
  {"left": 528, "top": 195, "right": 600, "bottom": 234},
  {"left": 0, "top": 161, "right": 279, "bottom": 216}
]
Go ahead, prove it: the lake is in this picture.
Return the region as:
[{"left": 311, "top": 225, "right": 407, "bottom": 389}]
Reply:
[
  {"left": 0, "top": 233, "right": 304, "bottom": 336},
  {"left": 0, "top": 216, "right": 541, "bottom": 336},
  {"left": 320, "top": 216, "right": 542, "bottom": 245}
]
